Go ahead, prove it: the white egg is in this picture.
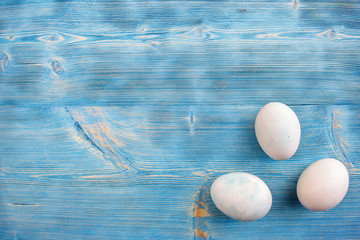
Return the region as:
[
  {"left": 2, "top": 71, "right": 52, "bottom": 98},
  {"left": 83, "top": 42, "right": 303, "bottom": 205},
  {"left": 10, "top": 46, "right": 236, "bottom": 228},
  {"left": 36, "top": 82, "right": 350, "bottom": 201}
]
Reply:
[
  {"left": 210, "top": 172, "right": 272, "bottom": 221},
  {"left": 255, "top": 102, "right": 301, "bottom": 160},
  {"left": 297, "top": 158, "right": 349, "bottom": 211}
]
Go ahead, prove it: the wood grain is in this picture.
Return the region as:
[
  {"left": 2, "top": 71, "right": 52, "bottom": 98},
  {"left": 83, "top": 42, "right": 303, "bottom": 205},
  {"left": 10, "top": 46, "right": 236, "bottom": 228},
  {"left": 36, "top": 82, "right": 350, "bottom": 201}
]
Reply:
[
  {"left": 1, "top": 1, "right": 360, "bottom": 105},
  {"left": 1, "top": 106, "right": 359, "bottom": 239},
  {"left": 0, "top": 0, "right": 360, "bottom": 239}
]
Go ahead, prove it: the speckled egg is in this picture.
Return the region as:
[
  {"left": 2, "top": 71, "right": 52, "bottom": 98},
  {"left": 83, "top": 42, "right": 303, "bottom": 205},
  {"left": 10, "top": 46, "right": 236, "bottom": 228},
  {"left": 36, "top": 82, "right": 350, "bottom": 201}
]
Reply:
[
  {"left": 210, "top": 172, "right": 272, "bottom": 221},
  {"left": 297, "top": 158, "right": 349, "bottom": 211},
  {"left": 255, "top": 102, "right": 301, "bottom": 160}
]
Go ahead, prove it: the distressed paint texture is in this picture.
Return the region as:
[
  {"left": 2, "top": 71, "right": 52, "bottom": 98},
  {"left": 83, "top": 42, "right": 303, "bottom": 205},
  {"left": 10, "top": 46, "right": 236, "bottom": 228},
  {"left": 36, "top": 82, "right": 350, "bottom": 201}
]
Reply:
[
  {"left": 1, "top": 1, "right": 360, "bottom": 106},
  {"left": 1, "top": 106, "right": 360, "bottom": 239},
  {"left": 0, "top": 0, "right": 360, "bottom": 239}
]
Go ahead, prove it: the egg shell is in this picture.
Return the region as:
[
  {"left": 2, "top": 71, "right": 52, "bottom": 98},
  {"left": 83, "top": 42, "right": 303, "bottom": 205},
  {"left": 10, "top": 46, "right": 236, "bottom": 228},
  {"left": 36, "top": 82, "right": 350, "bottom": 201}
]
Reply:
[
  {"left": 297, "top": 158, "right": 349, "bottom": 211},
  {"left": 255, "top": 102, "right": 301, "bottom": 160},
  {"left": 210, "top": 172, "right": 272, "bottom": 221}
]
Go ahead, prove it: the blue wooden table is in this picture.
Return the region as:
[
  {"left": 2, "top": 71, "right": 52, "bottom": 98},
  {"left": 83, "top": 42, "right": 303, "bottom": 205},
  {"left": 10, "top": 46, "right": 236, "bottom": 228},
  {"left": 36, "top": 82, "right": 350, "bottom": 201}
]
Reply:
[{"left": 1, "top": 0, "right": 359, "bottom": 239}]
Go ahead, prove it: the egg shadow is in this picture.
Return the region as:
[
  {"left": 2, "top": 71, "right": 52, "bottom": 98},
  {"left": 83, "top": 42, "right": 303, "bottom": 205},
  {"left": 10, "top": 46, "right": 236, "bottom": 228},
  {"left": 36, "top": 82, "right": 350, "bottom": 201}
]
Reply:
[
  {"left": 198, "top": 176, "right": 224, "bottom": 217},
  {"left": 237, "top": 109, "right": 275, "bottom": 164},
  {"left": 284, "top": 176, "right": 302, "bottom": 208}
]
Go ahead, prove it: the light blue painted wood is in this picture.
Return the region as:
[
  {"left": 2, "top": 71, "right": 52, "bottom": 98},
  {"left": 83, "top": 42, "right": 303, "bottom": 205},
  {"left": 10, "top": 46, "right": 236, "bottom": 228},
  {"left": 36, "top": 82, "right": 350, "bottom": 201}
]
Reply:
[
  {"left": 0, "top": 106, "right": 359, "bottom": 239},
  {"left": 0, "top": 0, "right": 360, "bottom": 239},
  {"left": 0, "top": 0, "right": 360, "bottom": 105}
]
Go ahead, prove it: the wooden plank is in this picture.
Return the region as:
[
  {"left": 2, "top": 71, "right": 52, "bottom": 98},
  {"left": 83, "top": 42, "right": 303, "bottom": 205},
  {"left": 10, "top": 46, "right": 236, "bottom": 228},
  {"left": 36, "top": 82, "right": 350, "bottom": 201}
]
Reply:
[
  {"left": 0, "top": 105, "right": 359, "bottom": 239},
  {"left": 1, "top": 1, "right": 360, "bottom": 105}
]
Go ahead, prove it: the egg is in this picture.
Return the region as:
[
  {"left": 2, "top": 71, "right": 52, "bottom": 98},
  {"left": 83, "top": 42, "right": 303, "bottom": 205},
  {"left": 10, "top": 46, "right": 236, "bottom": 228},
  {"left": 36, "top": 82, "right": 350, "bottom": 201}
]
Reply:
[
  {"left": 297, "top": 158, "right": 349, "bottom": 211},
  {"left": 210, "top": 172, "right": 272, "bottom": 221},
  {"left": 255, "top": 102, "right": 301, "bottom": 160}
]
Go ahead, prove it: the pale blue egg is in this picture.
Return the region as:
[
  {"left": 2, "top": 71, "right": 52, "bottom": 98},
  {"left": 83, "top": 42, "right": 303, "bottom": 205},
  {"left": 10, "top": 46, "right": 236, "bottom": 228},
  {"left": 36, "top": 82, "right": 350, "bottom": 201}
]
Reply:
[{"left": 211, "top": 172, "right": 272, "bottom": 221}]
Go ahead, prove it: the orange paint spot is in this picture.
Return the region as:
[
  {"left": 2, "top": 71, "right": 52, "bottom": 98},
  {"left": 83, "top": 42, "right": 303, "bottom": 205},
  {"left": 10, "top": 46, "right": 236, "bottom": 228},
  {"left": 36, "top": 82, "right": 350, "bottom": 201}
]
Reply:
[
  {"left": 194, "top": 205, "right": 207, "bottom": 217},
  {"left": 195, "top": 228, "right": 208, "bottom": 239},
  {"left": 197, "top": 200, "right": 206, "bottom": 207}
]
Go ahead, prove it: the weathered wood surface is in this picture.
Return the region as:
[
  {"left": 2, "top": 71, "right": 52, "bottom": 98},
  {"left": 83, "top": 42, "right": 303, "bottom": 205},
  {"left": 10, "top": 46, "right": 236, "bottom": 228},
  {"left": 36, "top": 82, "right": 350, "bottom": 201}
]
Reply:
[
  {"left": 1, "top": 0, "right": 360, "bottom": 105},
  {"left": 0, "top": 0, "right": 360, "bottom": 239},
  {"left": 1, "top": 106, "right": 359, "bottom": 239}
]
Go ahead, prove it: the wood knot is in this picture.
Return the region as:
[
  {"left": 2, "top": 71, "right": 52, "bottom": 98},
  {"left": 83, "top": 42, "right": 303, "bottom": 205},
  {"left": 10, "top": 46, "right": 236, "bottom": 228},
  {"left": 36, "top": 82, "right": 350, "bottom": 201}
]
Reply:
[
  {"left": 181, "top": 25, "right": 214, "bottom": 40},
  {"left": 150, "top": 41, "right": 159, "bottom": 48},
  {"left": 327, "top": 29, "right": 337, "bottom": 38},
  {"left": 293, "top": 0, "right": 298, "bottom": 10},
  {"left": 316, "top": 29, "right": 343, "bottom": 40},
  {"left": 51, "top": 59, "right": 64, "bottom": 74},
  {"left": 38, "top": 33, "right": 64, "bottom": 44},
  {"left": 5, "top": 36, "right": 14, "bottom": 40},
  {"left": 0, "top": 53, "right": 9, "bottom": 72}
]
